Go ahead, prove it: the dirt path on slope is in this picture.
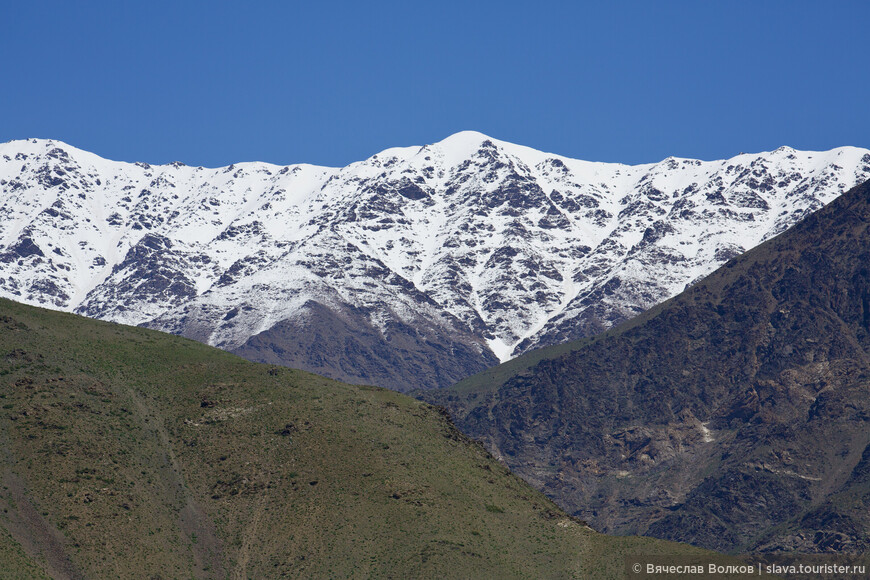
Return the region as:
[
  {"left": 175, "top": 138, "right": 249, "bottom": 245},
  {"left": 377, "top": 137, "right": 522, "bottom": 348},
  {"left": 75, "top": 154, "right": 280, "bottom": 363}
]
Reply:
[
  {"left": 0, "top": 423, "right": 82, "bottom": 579},
  {"left": 233, "top": 491, "right": 268, "bottom": 580},
  {"left": 129, "top": 392, "right": 226, "bottom": 579}
]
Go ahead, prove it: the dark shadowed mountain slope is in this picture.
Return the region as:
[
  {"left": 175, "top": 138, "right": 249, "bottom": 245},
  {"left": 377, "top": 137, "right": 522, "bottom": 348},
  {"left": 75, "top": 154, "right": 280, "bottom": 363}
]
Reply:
[
  {"left": 419, "top": 179, "right": 870, "bottom": 554},
  {"left": 0, "top": 298, "right": 715, "bottom": 579},
  {"left": 230, "top": 299, "right": 495, "bottom": 392}
]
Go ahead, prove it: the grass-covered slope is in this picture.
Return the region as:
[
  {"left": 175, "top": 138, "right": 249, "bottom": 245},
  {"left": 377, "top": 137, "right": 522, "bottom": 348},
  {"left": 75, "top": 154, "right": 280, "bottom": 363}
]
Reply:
[{"left": 0, "top": 298, "right": 709, "bottom": 578}]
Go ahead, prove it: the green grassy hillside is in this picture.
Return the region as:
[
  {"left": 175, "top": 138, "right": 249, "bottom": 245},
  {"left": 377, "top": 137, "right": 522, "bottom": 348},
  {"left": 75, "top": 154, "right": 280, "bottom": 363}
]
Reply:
[{"left": 0, "top": 298, "right": 711, "bottom": 578}]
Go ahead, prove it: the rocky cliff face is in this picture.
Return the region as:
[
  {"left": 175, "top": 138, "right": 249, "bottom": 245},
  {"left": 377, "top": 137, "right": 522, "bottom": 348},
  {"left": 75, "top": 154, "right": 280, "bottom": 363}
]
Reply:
[
  {"left": 420, "top": 180, "right": 870, "bottom": 553},
  {"left": 1, "top": 134, "right": 869, "bottom": 389}
]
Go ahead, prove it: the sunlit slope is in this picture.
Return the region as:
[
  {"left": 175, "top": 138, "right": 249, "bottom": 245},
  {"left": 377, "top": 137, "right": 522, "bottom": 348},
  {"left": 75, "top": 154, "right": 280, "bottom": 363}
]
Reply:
[
  {"left": 4, "top": 137, "right": 869, "bottom": 390},
  {"left": 0, "top": 298, "right": 709, "bottom": 578}
]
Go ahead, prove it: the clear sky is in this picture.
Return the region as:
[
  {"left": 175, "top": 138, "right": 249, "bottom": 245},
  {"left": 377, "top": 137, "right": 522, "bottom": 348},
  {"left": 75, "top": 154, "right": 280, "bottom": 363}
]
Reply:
[{"left": 3, "top": 0, "right": 868, "bottom": 168}]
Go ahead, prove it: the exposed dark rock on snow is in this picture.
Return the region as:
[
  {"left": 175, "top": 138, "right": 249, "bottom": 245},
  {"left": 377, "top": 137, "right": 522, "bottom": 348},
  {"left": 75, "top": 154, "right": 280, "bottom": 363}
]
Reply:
[{"left": 1, "top": 134, "right": 869, "bottom": 389}]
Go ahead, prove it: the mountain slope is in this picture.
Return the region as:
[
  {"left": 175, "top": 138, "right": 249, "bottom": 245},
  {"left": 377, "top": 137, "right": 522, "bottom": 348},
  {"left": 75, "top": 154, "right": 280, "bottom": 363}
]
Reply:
[
  {"left": 420, "top": 179, "right": 870, "bottom": 553},
  {"left": 0, "top": 297, "right": 714, "bottom": 578},
  {"left": 2, "top": 135, "right": 869, "bottom": 390}
]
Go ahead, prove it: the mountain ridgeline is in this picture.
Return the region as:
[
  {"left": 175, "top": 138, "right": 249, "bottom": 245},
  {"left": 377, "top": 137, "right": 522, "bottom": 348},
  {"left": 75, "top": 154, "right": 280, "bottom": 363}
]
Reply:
[
  {"left": 420, "top": 179, "right": 870, "bottom": 554},
  {"left": 0, "top": 298, "right": 716, "bottom": 579},
  {"left": 2, "top": 135, "right": 869, "bottom": 391}
]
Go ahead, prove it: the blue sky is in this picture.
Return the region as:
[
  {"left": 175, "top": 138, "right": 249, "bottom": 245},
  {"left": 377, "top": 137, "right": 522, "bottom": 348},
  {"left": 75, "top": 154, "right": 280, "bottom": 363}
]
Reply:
[{"left": 3, "top": 1, "right": 868, "bottom": 167}]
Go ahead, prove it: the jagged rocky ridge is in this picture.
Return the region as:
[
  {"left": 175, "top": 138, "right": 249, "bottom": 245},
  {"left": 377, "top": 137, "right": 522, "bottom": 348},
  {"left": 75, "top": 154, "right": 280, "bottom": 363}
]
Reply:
[
  {"left": 420, "top": 180, "right": 870, "bottom": 554},
  {"left": 1, "top": 133, "right": 869, "bottom": 390}
]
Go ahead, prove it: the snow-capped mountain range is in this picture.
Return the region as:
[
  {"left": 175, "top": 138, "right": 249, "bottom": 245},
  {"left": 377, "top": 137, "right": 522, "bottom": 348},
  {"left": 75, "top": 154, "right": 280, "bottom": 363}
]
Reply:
[{"left": 2, "top": 133, "right": 869, "bottom": 390}]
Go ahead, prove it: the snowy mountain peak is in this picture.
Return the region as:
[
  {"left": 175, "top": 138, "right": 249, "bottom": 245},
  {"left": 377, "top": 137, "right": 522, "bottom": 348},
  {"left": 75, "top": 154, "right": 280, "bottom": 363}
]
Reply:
[
  {"left": 1, "top": 135, "right": 869, "bottom": 389},
  {"left": 434, "top": 129, "right": 495, "bottom": 151}
]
